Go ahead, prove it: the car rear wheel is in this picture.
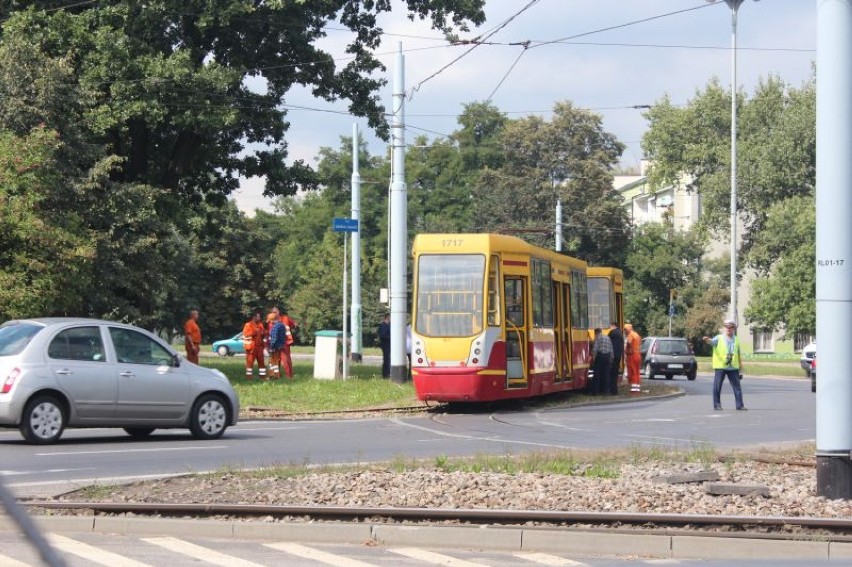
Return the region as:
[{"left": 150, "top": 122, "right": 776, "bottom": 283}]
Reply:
[
  {"left": 190, "top": 394, "right": 229, "bottom": 440},
  {"left": 812, "top": 375, "right": 816, "bottom": 393},
  {"left": 687, "top": 369, "right": 697, "bottom": 381},
  {"left": 644, "top": 362, "right": 654, "bottom": 379},
  {"left": 124, "top": 427, "right": 155, "bottom": 438},
  {"left": 216, "top": 345, "right": 230, "bottom": 357},
  {"left": 20, "top": 395, "right": 66, "bottom": 444}
]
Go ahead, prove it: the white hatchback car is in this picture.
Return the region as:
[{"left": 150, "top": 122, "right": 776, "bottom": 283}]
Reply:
[
  {"left": 0, "top": 318, "right": 239, "bottom": 444},
  {"left": 800, "top": 342, "right": 816, "bottom": 377}
]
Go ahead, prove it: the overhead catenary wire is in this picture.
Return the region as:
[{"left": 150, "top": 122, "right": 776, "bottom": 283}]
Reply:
[{"left": 407, "top": 0, "right": 542, "bottom": 100}]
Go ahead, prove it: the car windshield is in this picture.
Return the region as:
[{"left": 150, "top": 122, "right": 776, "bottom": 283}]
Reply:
[
  {"left": 0, "top": 323, "right": 43, "bottom": 356},
  {"left": 657, "top": 339, "right": 691, "bottom": 356}
]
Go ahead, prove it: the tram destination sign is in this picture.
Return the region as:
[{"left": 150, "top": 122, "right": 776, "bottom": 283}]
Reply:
[{"left": 332, "top": 217, "right": 359, "bottom": 233}]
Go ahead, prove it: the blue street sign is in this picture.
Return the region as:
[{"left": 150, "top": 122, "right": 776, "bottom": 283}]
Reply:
[
  {"left": 668, "top": 304, "right": 676, "bottom": 317},
  {"left": 332, "top": 218, "right": 359, "bottom": 233}
]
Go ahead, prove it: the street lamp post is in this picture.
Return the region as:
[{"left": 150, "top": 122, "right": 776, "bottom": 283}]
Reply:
[{"left": 709, "top": 0, "right": 754, "bottom": 326}]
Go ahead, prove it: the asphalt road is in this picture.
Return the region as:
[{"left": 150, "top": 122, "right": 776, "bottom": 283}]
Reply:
[{"left": 2, "top": 374, "right": 814, "bottom": 497}]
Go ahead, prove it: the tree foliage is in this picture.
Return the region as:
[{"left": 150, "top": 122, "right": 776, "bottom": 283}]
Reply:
[
  {"left": 472, "top": 101, "right": 629, "bottom": 265},
  {"left": 642, "top": 75, "right": 816, "bottom": 337},
  {"left": 1, "top": 1, "right": 485, "bottom": 201}
]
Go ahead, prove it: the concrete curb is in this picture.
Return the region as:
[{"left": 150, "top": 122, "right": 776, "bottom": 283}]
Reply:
[{"left": 3, "top": 516, "right": 849, "bottom": 560}]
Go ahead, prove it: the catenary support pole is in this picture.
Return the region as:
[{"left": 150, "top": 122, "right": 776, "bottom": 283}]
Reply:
[
  {"left": 342, "top": 231, "right": 349, "bottom": 380},
  {"left": 816, "top": 0, "right": 852, "bottom": 499},
  {"left": 389, "top": 43, "right": 408, "bottom": 384},
  {"left": 351, "top": 123, "right": 363, "bottom": 362},
  {"left": 555, "top": 198, "right": 563, "bottom": 252}
]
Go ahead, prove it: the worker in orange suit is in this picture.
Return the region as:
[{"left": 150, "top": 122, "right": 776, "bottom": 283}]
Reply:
[
  {"left": 279, "top": 308, "right": 298, "bottom": 379},
  {"left": 624, "top": 323, "right": 642, "bottom": 393},
  {"left": 183, "top": 310, "right": 201, "bottom": 365},
  {"left": 242, "top": 310, "right": 267, "bottom": 380}
]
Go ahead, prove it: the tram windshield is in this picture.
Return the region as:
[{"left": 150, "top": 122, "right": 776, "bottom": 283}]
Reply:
[
  {"left": 588, "top": 276, "right": 614, "bottom": 330},
  {"left": 416, "top": 254, "right": 485, "bottom": 337}
]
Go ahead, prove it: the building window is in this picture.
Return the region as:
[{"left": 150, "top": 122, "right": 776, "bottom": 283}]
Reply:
[{"left": 752, "top": 330, "right": 774, "bottom": 353}]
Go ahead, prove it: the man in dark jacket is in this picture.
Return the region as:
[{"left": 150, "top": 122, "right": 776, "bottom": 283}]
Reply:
[
  {"left": 608, "top": 322, "right": 624, "bottom": 395},
  {"left": 592, "top": 328, "right": 613, "bottom": 396},
  {"left": 378, "top": 314, "right": 391, "bottom": 378}
]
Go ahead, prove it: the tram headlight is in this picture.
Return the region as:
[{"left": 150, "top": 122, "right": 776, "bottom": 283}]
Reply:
[
  {"left": 474, "top": 348, "right": 481, "bottom": 355},
  {"left": 415, "top": 348, "right": 422, "bottom": 355}
]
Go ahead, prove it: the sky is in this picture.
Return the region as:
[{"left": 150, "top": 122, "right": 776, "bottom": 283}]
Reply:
[{"left": 231, "top": 0, "right": 816, "bottom": 215}]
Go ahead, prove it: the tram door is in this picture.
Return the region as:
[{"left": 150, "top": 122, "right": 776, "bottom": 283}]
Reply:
[
  {"left": 553, "top": 281, "right": 563, "bottom": 383},
  {"left": 504, "top": 277, "right": 527, "bottom": 387},
  {"left": 562, "top": 284, "right": 573, "bottom": 380}
]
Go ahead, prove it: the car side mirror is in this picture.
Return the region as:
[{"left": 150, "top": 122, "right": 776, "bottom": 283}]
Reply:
[{"left": 172, "top": 353, "right": 181, "bottom": 367}]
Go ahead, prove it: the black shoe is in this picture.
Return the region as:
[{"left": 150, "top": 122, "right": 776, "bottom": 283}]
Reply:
[
  {"left": 714, "top": 406, "right": 722, "bottom": 411},
  {"left": 737, "top": 407, "right": 748, "bottom": 411}
]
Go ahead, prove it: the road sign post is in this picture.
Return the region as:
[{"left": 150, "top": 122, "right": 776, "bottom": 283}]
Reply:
[{"left": 333, "top": 217, "right": 359, "bottom": 380}]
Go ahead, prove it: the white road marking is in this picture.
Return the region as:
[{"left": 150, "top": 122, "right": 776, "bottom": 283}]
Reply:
[
  {"left": 265, "top": 542, "right": 379, "bottom": 567},
  {"left": 390, "top": 418, "right": 574, "bottom": 450},
  {"left": 1, "top": 468, "right": 94, "bottom": 477},
  {"left": 389, "top": 547, "right": 489, "bottom": 566},
  {"left": 7, "top": 471, "right": 195, "bottom": 488},
  {"left": 233, "top": 425, "right": 305, "bottom": 431},
  {"left": 49, "top": 534, "right": 154, "bottom": 567},
  {"left": 0, "top": 553, "right": 33, "bottom": 567},
  {"left": 37, "top": 445, "right": 227, "bottom": 457},
  {"left": 514, "top": 553, "right": 590, "bottom": 566},
  {"left": 143, "top": 537, "right": 267, "bottom": 567}
]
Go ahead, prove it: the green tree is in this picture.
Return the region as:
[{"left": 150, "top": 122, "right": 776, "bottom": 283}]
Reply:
[
  {"left": 623, "top": 222, "right": 709, "bottom": 340},
  {"left": 1, "top": 2, "right": 485, "bottom": 201},
  {"left": 642, "top": 75, "right": 816, "bottom": 337},
  {"left": 745, "top": 194, "right": 815, "bottom": 338},
  {"left": 472, "top": 101, "right": 629, "bottom": 265},
  {"left": 0, "top": 126, "right": 94, "bottom": 319}
]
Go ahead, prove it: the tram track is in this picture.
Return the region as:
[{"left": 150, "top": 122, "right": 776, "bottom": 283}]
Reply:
[{"left": 20, "top": 501, "right": 852, "bottom": 540}]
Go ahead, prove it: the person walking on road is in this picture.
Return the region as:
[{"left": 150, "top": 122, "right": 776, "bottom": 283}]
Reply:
[
  {"left": 608, "top": 322, "right": 624, "bottom": 396},
  {"left": 183, "top": 310, "right": 201, "bottom": 365},
  {"left": 704, "top": 319, "right": 746, "bottom": 411},
  {"left": 242, "top": 310, "right": 267, "bottom": 380},
  {"left": 591, "top": 328, "right": 613, "bottom": 396},
  {"left": 378, "top": 314, "right": 390, "bottom": 378},
  {"left": 624, "top": 323, "right": 642, "bottom": 394}
]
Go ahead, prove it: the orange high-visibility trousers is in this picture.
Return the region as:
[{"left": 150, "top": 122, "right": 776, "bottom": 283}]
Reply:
[
  {"left": 269, "top": 349, "right": 282, "bottom": 379},
  {"left": 281, "top": 344, "right": 293, "bottom": 378},
  {"left": 627, "top": 353, "right": 641, "bottom": 389},
  {"left": 246, "top": 345, "right": 266, "bottom": 379}
]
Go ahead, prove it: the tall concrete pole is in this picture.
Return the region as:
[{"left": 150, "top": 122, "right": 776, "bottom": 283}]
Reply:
[
  {"left": 389, "top": 43, "right": 408, "bottom": 384},
  {"left": 816, "top": 0, "right": 852, "bottom": 500},
  {"left": 350, "top": 123, "right": 363, "bottom": 362},
  {"left": 725, "top": 0, "right": 745, "bottom": 326},
  {"left": 555, "top": 198, "right": 563, "bottom": 252}
]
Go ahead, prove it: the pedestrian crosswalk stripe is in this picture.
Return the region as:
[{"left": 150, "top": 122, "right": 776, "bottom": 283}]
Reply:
[
  {"left": 389, "top": 547, "right": 490, "bottom": 567},
  {"left": 142, "top": 537, "right": 267, "bottom": 567},
  {"left": 0, "top": 553, "right": 33, "bottom": 567},
  {"left": 49, "top": 534, "right": 153, "bottom": 567},
  {"left": 265, "top": 542, "right": 379, "bottom": 567},
  {"left": 513, "top": 553, "right": 591, "bottom": 566}
]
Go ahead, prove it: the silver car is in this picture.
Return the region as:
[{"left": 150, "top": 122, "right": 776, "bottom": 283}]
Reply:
[{"left": 0, "top": 318, "right": 239, "bottom": 444}]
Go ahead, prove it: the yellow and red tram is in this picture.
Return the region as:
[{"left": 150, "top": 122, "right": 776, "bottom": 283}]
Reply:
[{"left": 411, "top": 233, "right": 617, "bottom": 402}]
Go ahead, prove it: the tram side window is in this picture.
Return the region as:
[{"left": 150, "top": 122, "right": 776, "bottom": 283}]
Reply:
[
  {"left": 531, "top": 259, "right": 553, "bottom": 328},
  {"left": 504, "top": 278, "right": 524, "bottom": 327},
  {"left": 588, "top": 277, "right": 613, "bottom": 329},
  {"left": 487, "top": 255, "right": 501, "bottom": 326},
  {"left": 571, "top": 270, "right": 589, "bottom": 329}
]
